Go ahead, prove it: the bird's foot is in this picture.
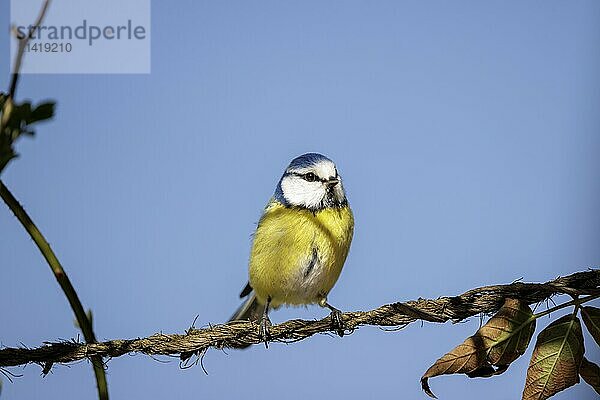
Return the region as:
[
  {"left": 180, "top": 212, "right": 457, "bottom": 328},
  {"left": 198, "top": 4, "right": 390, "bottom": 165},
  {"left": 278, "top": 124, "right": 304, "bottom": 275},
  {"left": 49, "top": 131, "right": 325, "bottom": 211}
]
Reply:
[
  {"left": 329, "top": 308, "right": 346, "bottom": 337},
  {"left": 259, "top": 315, "right": 272, "bottom": 348},
  {"left": 320, "top": 299, "right": 345, "bottom": 337}
]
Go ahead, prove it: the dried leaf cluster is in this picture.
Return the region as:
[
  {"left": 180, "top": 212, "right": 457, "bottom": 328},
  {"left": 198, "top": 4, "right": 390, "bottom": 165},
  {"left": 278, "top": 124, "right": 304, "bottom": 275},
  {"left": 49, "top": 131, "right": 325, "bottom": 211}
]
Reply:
[{"left": 421, "top": 299, "right": 600, "bottom": 399}]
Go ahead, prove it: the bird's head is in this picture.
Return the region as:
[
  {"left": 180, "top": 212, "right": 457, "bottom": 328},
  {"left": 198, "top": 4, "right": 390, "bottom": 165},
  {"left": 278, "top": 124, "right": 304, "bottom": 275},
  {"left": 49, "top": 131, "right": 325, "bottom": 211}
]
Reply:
[{"left": 274, "top": 153, "right": 347, "bottom": 211}]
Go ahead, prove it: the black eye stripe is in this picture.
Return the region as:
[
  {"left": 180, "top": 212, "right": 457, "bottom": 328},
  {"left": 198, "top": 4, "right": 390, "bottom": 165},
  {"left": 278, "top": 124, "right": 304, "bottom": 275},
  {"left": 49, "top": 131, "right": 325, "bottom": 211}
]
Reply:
[{"left": 289, "top": 172, "right": 325, "bottom": 182}]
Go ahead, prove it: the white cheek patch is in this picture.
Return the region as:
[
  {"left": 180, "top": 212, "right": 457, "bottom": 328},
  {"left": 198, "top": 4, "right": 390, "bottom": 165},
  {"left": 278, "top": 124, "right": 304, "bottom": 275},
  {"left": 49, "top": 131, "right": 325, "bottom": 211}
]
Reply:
[{"left": 281, "top": 176, "right": 326, "bottom": 209}]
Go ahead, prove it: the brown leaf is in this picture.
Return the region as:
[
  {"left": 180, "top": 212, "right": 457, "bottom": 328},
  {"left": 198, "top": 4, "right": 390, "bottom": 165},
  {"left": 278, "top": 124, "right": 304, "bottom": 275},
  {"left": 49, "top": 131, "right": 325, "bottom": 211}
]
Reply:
[
  {"left": 421, "top": 298, "right": 536, "bottom": 398},
  {"left": 522, "top": 314, "right": 584, "bottom": 400},
  {"left": 580, "top": 357, "right": 600, "bottom": 395},
  {"left": 467, "top": 363, "right": 509, "bottom": 378},
  {"left": 581, "top": 306, "right": 600, "bottom": 347}
]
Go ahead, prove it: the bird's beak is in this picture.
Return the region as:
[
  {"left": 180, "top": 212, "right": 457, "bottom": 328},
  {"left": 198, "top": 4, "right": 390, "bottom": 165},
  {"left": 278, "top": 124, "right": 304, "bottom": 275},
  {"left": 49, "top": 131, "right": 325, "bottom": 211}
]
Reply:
[{"left": 325, "top": 178, "right": 340, "bottom": 187}]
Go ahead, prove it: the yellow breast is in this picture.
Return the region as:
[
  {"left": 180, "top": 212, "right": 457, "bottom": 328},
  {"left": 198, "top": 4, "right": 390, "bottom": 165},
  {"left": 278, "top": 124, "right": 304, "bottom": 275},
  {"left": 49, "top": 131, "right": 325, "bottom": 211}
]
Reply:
[{"left": 248, "top": 200, "right": 354, "bottom": 307}]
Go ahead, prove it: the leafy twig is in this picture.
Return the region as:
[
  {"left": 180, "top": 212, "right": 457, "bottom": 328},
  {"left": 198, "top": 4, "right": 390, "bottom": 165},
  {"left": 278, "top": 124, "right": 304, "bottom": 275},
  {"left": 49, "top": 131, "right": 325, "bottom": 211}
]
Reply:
[{"left": 2, "top": 1, "right": 109, "bottom": 398}]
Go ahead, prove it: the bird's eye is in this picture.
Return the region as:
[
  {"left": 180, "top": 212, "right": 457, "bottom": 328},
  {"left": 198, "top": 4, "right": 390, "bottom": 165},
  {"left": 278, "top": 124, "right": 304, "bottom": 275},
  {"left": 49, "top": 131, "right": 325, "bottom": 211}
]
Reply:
[{"left": 304, "top": 172, "right": 316, "bottom": 182}]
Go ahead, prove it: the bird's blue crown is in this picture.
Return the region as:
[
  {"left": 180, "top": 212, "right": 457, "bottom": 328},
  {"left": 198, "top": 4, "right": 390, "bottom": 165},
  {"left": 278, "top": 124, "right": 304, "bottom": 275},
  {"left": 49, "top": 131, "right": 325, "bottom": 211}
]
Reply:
[
  {"left": 285, "top": 153, "right": 332, "bottom": 171},
  {"left": 274, "top": 153, "right": 333, "bottom": 205}
]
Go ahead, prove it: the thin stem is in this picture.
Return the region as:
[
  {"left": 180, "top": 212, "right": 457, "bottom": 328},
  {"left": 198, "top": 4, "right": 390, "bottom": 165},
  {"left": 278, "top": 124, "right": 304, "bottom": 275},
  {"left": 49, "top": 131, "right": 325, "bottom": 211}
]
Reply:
[
  {"left": 8, "top": 0, "right": 51, "bottom": 99},
  {"left": 2, "top": 0, "right": 51, "bottom": 136},
  {"left": 0, "top": 180, "right": 108, "bottom": 400},
  {"left": 533, "top": 293, "right": 600, "bottom": 320}
]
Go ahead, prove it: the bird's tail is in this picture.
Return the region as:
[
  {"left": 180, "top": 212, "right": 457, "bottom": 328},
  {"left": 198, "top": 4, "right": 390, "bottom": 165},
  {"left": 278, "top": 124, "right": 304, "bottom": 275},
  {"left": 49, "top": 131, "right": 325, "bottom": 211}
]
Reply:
[
  {"left": 181, "top": 292, "right": 262, "bottom": 362},
  {"left": 229, "top": 291, "right": 263, "bottom": 350},
  {"left": 229, "top": 291, "right": 263, "bottom": 322}
]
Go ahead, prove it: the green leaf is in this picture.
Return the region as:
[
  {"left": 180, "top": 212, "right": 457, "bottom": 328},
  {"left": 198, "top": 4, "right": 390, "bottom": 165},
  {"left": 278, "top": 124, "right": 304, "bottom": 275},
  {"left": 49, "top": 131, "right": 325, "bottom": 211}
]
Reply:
[
  {"left": 522, "top": 314, "right": 584, "bottom": 400},
  {"left": 28, "top": 102, "right": 55, "bottom": 124},
  {"left": 421, "top": 299, "right": 536, "bottom": 398},
  {"left": 4, "top": 100, "right": 55, "bottom": 136},
  {"left": 0, "top": 97, "right": 55, "bottom": 173},
  {"left": 580, "top": 357, "right": 600, "bottom": 395},
  {"left": 581, "top": 306, "right": 600, "bottom": 346},
  {"left": 0, "top": 134, "right": 17, "bottom": 172}
]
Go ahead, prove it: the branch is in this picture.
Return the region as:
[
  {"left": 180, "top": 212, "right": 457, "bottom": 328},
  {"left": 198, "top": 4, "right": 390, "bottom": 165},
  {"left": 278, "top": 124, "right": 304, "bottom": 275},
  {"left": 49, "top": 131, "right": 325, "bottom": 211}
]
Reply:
[
  {"left": 1, "top": 269, "right": 598, "bottom": 369},
  {"left": 0, "top": 181, "right": 109, "bottom": 399},
  {"left": 2, "top": 1, "right": 109, "bottom": 398}
]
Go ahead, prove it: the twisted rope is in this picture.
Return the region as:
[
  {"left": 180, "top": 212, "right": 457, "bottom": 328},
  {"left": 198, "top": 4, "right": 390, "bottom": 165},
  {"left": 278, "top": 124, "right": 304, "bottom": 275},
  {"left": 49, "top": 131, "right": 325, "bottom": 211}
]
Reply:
[{"left": 1, "top": 269, "right": 598, "bottom": 370}]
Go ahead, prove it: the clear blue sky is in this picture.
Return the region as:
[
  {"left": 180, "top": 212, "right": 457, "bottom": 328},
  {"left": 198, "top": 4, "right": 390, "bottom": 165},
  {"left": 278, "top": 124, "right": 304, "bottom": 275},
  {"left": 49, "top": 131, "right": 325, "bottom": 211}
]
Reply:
[{"left": 1, "top": 1, "right": 599, "bottom": 399}]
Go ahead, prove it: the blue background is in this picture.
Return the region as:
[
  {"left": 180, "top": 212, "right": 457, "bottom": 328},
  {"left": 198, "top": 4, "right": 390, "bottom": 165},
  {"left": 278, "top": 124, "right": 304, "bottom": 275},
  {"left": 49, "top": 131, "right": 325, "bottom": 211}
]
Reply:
[{"left": 1, "top": 1, "right": 599, "bottom": 399}]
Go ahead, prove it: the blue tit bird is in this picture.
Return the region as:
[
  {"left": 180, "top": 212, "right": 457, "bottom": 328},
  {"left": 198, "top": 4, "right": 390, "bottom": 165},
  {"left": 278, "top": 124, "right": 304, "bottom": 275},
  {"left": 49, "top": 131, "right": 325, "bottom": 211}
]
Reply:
[
  {"left": 181, "top": 153, "right": 353, "bottom": 360},
  {"left": 230, "top": 152, "right": 354, "bottom": 345}
]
